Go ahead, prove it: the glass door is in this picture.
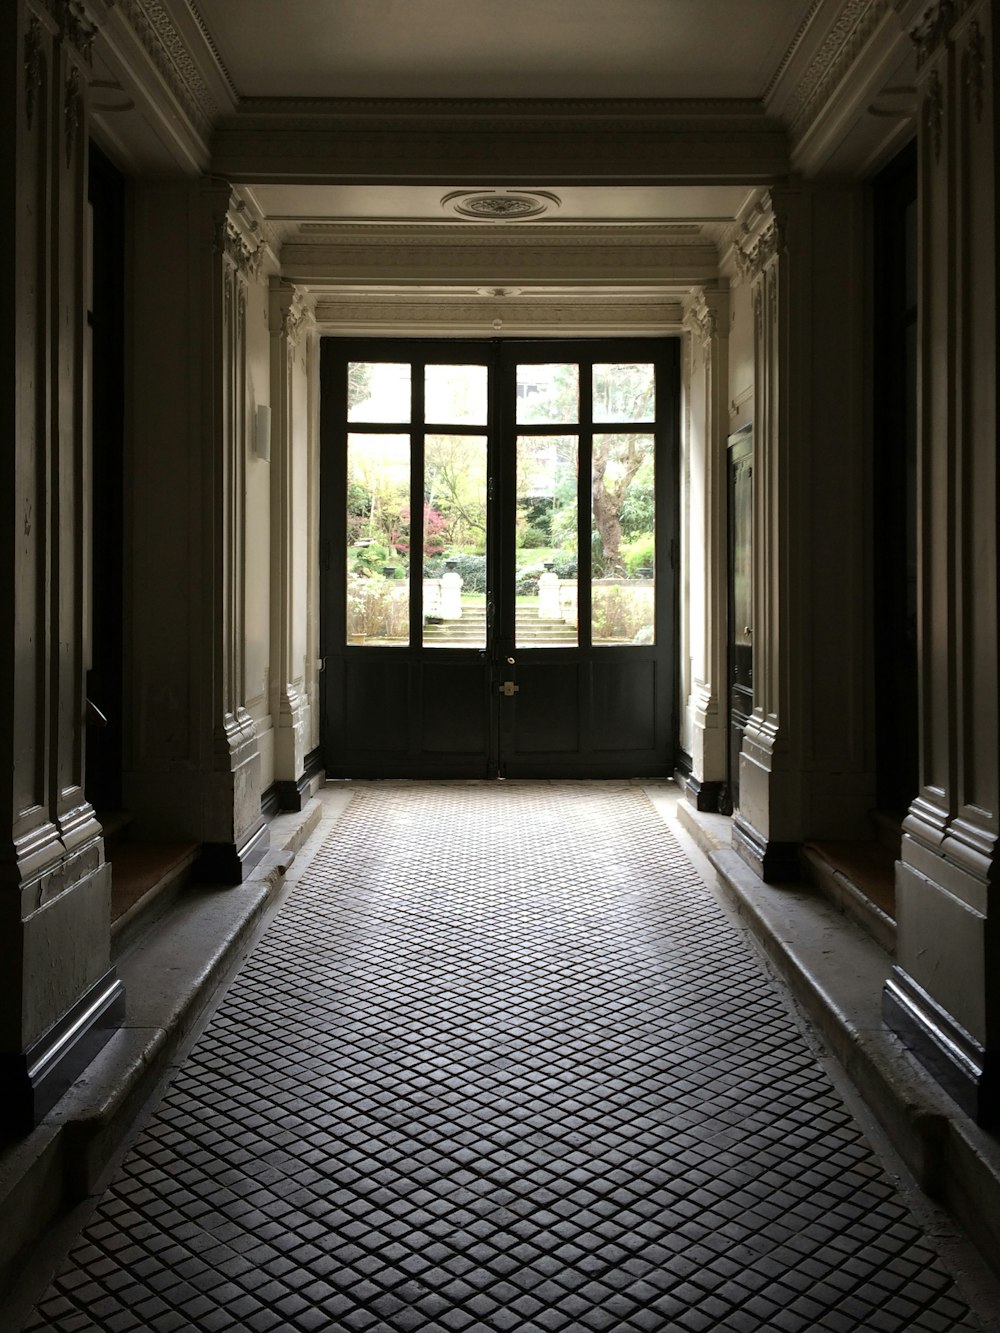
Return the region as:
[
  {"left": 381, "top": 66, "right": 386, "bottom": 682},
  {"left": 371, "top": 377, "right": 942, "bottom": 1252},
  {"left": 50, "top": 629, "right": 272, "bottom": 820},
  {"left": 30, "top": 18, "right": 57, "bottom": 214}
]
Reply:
[{"left": 320, "top": 338, "right": 678, "bottom": 778}]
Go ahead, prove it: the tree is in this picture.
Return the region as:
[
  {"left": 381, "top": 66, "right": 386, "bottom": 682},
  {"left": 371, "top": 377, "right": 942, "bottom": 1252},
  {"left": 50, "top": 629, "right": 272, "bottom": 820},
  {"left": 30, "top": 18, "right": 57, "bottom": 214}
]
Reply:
[{"left": 592, "top": 435, "right": 651, "bottom": 575}]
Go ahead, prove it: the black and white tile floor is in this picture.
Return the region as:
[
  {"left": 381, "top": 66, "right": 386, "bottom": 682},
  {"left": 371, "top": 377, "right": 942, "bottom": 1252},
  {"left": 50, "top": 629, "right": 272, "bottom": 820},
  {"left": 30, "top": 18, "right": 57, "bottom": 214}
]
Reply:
[{"left": 21, "top": 785, "right": 989, "bottom": 1331}]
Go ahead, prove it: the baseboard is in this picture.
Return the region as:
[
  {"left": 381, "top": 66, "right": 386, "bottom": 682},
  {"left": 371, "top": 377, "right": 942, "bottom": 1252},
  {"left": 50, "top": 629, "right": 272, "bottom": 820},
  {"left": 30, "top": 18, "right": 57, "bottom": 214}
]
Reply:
[
  {"left": 732, "top": 812, "right": 799, "bottom": 883},
  {"left": 0, "top": 970, "right": 126, "bottom": 1134},
  {"left": 883, "top": 966, "right": 996, "bottom": 1127},
  {"left": 196, "top": 821, "right": 269, "bottom": 884}
]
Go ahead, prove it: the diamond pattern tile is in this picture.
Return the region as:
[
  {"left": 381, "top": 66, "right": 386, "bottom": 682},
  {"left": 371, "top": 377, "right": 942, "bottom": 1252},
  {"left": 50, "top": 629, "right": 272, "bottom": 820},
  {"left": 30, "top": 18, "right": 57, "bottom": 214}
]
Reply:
[{"left": 23, "top": 783, "right": 984, "bottom": 1332}]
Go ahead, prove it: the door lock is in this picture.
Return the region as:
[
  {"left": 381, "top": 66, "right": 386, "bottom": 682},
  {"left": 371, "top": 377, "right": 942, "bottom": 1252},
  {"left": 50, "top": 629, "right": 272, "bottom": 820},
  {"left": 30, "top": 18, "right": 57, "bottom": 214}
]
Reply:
[{"left": 500, "top": 680, "right": 520, "bottom": 697}]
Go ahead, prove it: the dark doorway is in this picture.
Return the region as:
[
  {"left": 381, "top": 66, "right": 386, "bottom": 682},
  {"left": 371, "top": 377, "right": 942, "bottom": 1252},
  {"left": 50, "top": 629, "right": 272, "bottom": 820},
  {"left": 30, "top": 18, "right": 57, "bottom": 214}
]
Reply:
[
  {"left": 872, "top": 140, "right": 918, "bottom": 815},
  {"left": 320, "top": 339, "right": 679, "bottom": 778}
]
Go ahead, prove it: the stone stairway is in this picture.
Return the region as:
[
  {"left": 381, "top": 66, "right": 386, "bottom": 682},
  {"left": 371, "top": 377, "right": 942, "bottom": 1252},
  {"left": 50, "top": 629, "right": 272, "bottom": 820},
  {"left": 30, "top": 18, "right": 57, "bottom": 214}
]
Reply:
[{"left": 422, "top": 608, "right": 577, "bottom": 646}]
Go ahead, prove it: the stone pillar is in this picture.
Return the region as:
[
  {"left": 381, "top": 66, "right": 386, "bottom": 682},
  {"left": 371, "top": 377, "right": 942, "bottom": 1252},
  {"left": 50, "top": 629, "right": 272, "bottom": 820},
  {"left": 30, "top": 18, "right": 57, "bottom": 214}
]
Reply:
[
  {"left": 884, "top": 0, "right": 999, "bottom": 1124},
  {"left": 0, "top": 0, "right": 124, "bottom": 1132},
  {"left": 731, "top": 185, "right": 872, "bottom": 880},
  {"left": 268, "top": 281, "right": 315, "bottom": 810},
  {"left": 128, "top": 182, "right": 266, "bottom": 879},
  {"left": 682, "top": 283, "right": 730, "bottom": 812}
]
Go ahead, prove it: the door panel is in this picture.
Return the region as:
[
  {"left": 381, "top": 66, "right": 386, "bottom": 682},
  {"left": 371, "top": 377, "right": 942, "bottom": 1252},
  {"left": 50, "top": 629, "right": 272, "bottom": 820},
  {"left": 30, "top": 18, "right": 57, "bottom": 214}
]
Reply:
[
  {"left": 420, "top": 663, "right": 490, "bottom": 753},
  {"left": 321, "top": 338, "right": 679, "bottom": 778}
]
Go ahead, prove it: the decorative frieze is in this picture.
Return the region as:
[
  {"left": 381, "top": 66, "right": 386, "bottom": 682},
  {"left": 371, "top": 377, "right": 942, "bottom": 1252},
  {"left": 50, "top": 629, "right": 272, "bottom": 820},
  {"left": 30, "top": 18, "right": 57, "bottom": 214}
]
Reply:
[
  {"left": 115, "top": 0, "right": 218, "bottom": 133},
  {"left": 785, "top": 0, "right": 892, "bottom": 137}
]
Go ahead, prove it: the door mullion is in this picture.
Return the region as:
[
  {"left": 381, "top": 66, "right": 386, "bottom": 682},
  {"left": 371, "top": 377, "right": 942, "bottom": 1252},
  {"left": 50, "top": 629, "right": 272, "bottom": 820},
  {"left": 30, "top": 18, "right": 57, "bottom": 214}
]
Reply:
[
  {"left": 578, "top": 361, "right": 593, "bottom": 653},
  {"left": 410, "top": 360, "right": 425, "bottom": 650}
]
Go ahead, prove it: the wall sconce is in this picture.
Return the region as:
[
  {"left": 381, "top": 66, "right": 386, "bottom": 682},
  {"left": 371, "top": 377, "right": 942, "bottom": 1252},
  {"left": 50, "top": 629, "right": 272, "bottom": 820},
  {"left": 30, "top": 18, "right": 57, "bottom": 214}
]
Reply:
[{"left": 253, "top": 404, "right": 271, "bottom": 461}]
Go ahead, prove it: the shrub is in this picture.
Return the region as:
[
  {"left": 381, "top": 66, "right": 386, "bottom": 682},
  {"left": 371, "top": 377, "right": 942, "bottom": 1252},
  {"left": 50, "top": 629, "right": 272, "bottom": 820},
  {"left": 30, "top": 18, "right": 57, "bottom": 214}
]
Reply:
[{"left": 623, "top": 533, "right": 656, "bottom": 577}]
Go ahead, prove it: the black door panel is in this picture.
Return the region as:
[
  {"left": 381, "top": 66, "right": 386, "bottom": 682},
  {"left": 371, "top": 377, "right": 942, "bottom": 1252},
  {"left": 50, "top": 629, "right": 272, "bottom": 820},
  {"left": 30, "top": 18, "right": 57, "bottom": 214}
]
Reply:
[{"left": 321, "top": 338, "right": 679, "bottom": 778}]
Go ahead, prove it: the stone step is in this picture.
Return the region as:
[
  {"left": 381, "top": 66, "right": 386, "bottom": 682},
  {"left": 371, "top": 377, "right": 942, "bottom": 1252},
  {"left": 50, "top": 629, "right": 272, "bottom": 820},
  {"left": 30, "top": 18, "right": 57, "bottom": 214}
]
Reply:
[
  {"left": 800, "top": 839, "right": 897, "bottom": 955},
  {"left": 0, "top": 794, "right": 334, "bottom": 1304}
]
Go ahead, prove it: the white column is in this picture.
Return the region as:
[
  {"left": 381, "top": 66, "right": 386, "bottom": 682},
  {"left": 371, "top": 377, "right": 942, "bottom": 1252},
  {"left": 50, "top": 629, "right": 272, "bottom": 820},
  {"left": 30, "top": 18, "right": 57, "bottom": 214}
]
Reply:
[
  {"left": 268, "top": 281, "right": 315, "bottom": 809},
  {"left": 885, "top": 0, "right": 999, "bottom": 1124},
  {"left": 681, "top": 283, "right": 730, "bottom": 810}
]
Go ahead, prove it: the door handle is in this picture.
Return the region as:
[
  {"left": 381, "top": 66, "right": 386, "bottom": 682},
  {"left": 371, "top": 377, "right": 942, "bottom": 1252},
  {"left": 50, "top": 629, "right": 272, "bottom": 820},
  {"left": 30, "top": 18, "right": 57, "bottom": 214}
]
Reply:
[{"left": 499, "top": 681, "right": 520, "bottom": 697}]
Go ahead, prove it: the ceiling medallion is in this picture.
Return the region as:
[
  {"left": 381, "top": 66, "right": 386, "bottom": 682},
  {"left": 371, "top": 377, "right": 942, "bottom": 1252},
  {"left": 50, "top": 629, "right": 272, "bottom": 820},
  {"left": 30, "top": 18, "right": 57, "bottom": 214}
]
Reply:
[{"left": 442, "top": 189, "right": 560, "bottom": 221}]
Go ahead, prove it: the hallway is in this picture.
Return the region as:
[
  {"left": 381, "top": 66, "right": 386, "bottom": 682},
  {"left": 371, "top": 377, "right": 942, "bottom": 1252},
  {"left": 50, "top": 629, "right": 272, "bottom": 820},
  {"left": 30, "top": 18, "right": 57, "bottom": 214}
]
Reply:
[{"left": 17, "top": 785, "right": 989, "bottom": 1332}]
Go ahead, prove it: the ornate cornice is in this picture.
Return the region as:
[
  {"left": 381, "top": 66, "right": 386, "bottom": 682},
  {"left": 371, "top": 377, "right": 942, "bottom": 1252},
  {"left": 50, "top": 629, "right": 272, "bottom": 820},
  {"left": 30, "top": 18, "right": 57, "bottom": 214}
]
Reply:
[
  {"left": 116, "top": 0, "right": 218, "bottom": 132},
  {"left": 763, "top": 0, "right": 827, "bottom": 101},
  {"left": 295, "top": 221, "right": 705, "bottom": 238},
  {"left": 186, "top": 0, "right": 238, "bottom": 100},
  {"left": 785, "top": 0, "right": 893, "bottom": 136}
]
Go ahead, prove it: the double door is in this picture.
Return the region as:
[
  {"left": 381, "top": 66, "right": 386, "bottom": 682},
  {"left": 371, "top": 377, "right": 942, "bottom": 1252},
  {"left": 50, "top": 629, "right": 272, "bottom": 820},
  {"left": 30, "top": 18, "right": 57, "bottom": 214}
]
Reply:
[{"left": 320, "top": 338, "right": 678, "bottom": 777}]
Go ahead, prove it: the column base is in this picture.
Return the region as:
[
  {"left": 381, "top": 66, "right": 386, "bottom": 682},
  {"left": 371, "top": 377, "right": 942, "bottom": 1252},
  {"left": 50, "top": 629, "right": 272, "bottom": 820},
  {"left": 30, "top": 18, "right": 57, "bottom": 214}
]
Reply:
[
  {"left": 196, "top": 821, "right": 269, "bottom": 884},
  {"left": 732, "top": 812, "right": 800, "bottom": 883},
  {"left": 883, "top": 966, "right": 996, "bottom": 1127},
  {"left": 685, "top": 776, "right": 727, "bottom": 814},
  {"left": 0, "top": 969, "right": 126, "bottom": 1135}
]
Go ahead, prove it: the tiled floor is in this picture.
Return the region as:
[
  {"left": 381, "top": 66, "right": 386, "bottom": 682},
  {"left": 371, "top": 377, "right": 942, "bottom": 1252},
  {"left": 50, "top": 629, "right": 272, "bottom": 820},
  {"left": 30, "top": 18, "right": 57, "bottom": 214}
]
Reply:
[{"left": 22, "top": 784, "right": 987, "bottom": 1332}]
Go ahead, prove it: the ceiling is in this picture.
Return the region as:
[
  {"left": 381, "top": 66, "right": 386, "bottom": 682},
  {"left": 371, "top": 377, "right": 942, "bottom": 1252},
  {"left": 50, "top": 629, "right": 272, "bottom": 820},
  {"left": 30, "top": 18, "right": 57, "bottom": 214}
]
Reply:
[
  {"left": 195, "top": 0, "right": 816, "bottom": 102},
  {"left": 92, "top": 1, "right": 917, "bottom": 324}
]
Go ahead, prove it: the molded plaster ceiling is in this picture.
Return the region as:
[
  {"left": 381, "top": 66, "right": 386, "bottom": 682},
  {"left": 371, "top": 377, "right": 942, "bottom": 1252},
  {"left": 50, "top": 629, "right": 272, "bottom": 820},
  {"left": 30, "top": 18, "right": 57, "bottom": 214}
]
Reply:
[
  {"left": 246, "top": 183, "right": 758, "bottom": 226},
  {"left": 193, "top": 0, "right": 816, "bottom": 101}
]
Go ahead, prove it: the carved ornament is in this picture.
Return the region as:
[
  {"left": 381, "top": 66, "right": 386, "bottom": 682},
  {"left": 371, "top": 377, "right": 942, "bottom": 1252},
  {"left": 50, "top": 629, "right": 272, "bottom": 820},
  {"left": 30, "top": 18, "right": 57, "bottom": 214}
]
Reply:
[
  {"left": 683, "top": 291, "right": 717, "bottom": 347},
  {"left": 965, "top": 19, "right": 985, "bottom": 122},
  {"left": 219, "top": 197, "right": 264, "bottom": 282},
  {"left": 924, "top": 67, "right": 944, "bottom": 160},
  {"left": 64, "top": 62, "right": 82, "bottom": 166},
  {"left": 282, "top": 291, "right": 314, "bottom": 346},
  {"left": 910, "top": 0, "right": 955, "bottom": 68},
  {"left": 25, "top": 17, "right": 43, "bottom": 129},
  {"left": 736, "top": 218, "right": 782, "bottom": 281}
]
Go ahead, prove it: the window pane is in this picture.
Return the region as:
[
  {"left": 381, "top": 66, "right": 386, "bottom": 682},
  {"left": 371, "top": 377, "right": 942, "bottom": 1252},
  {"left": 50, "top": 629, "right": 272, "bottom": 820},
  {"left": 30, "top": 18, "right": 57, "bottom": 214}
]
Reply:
[
  {"left": 425, "top": 364, "right": 488, "bottom": 426},
  {"left": 347, "top": 362, "right": 411, "bottom": 423},
  {"left": 593, "top": 363, "right": 655, "bottom": 423},
  {"left": 515, "top": 363, "right": 579, "bottom": 425},
  {"left": 591, "top": 433, "right": 655, "bottom": 646},
  {"left": 423, "top": 435, "right": 488, "bottom": 648},
  {"left": 346, "top": 433, "right": 410, "bottom": 645},
  {"left": 515, "top": 436, "right": 578, "bottom": 648}
]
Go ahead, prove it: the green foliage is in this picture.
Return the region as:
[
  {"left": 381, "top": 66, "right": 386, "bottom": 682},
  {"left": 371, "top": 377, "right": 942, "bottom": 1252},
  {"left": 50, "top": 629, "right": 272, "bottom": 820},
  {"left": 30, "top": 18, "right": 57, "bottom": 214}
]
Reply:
[
  {"left": 519, "top": 525, "right": 549, "bottom": 550},
  {"left": 423, "top": 552, "right": 487, "bottom": 593},
  {"left": 622, "top": 533, "right": 656, "bottom": 576},
  {"left": 592, "top": 584, "right": 655, "bottom": 642},
  {"left": 346, "top": 574, "right": 408, "bottom": 641},
  {"left": 515, "top": 552, "right": 577, "bottom": 595}
]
